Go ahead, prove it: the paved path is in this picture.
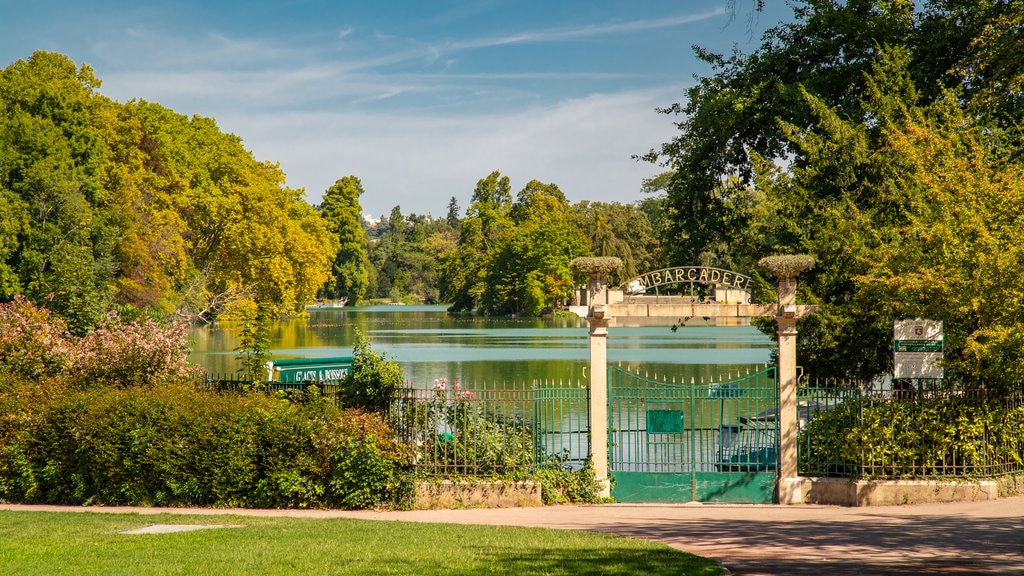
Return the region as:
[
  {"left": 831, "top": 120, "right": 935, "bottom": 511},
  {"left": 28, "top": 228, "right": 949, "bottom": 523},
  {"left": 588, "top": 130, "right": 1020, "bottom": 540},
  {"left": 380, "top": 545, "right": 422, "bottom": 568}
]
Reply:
[{"left": 5, "top": 497, "right": 1024, "bottom": 575}]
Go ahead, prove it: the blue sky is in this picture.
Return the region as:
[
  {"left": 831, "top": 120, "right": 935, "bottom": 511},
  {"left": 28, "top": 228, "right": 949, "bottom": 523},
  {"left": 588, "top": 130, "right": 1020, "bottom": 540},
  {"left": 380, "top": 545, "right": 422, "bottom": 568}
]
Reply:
[{"left": 1, "top": 1, "right": 795, "bottom": 218}]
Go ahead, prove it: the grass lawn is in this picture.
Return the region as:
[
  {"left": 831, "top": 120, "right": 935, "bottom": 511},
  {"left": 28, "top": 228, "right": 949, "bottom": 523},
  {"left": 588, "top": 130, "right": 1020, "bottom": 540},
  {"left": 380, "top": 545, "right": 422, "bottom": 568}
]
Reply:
[{"left": 0, "top": 510, "right": 723, "bottom": 575}]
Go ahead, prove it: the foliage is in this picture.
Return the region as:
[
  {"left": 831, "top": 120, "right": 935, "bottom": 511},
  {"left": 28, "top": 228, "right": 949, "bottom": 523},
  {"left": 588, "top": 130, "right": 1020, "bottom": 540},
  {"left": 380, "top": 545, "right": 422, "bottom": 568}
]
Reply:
[
  {"left": 536, "top": 456, "right": 606, "bottom": 505},
  {"left": 0, "top": 51, "right": 335, "bottom": 329},
  {"left": 0, "top": 295, "right": 197, "bottom": 387},
  {"left": 0, "top": 295, "right": 77, "bottom": 380},
  {"left": 800, "top": 393, "right": 1024, "bottom": 479},
  {"left": 570, "top": 257, "right": 623, "bottom": 278},
  {"left": 234, "top": 301, "right": 275, "bottom": 384},
  {"left": 570, "top": 201, "right": 663, "bottom": 283},
  {"left": 442, "top": 172, "right": 589, "bottom": 315},
  {"left": 318, "top": 176, "right": 369, "bottom": 305},
  {"left": 0, "top": 379, "right": 411, "bottom": 509},
  {"left": 367, "top": 206, "right": 457, "bottom": 304},
  {"left": 757, "top": 254, "right": 814, "bottom": 278},
  {"left": 340, "top": 329, "right": 404, "bottom": 413},
  {"left": 401, "top": 380, "right": 535, "bottom": 476},
  {"left": 644, "top": 1, "right": 1024, "bottom": 382},
  {"left": 393, "top": 380, "right": 604, "bottom": 504},
  {"left": 643, "top": 0, "right": 1016, "bottom": 267}
]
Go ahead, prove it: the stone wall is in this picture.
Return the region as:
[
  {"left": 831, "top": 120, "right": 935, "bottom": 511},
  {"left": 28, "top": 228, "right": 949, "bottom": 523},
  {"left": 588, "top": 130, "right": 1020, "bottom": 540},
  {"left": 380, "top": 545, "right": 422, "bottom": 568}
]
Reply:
[{"left": 414, "top": 480, "right": 542, "bottom": 509}]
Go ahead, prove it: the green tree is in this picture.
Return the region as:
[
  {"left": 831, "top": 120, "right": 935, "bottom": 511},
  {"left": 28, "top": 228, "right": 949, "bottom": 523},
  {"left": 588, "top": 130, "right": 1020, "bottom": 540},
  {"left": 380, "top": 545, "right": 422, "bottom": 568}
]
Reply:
[
  {"left": 570, "top": 200, "right": 662, "bottom": 283},
  {"left": 441, "top": 171, "right": 514, "bottom": 311},
  {"left": 319, "top": 176, "right": 370, "bottom": 304},
  {"left": 235, "top": 301, "right": 274, "bottom": 383},
  {"left": 0, "top": 51, "right": 335, "bottom": 326},
  {"left": 341, "top": 329, "right": 404, "bottom": 413},
  {"left": 744, "top": 45, "right": 1024, "bottom": 384},
  {"left": 644, "top": 0, "right": 1015, "bottom": 268},
  {"left": 643, "top": 1, "right": 1024, "bottom": 381},
  {"left": 481, "top": 186, "right": 589, "bottom": 316}
]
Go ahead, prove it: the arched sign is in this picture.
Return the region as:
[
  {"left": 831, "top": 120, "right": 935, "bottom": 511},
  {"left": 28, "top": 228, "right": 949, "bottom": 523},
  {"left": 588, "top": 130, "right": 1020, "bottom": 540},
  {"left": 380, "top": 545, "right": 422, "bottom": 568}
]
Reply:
[{"left": 620, "top": 266, "right": 753, "bottom": 294}]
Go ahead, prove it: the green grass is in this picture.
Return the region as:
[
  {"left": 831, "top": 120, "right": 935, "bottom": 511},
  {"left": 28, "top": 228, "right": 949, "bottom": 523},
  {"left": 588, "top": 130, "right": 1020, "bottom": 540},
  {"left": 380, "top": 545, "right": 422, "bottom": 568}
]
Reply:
[{"left": 0, "top": 510, "right": 722, "bottom": 575}]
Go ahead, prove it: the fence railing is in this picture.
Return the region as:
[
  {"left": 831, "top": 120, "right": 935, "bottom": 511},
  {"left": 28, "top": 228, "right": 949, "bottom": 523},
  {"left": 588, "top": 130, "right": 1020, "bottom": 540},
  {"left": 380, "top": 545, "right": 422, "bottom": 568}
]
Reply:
[
  {"left": 389, "top": 379, "right": 589, "bottom": 476},
  {"left": 201, "top": 374, "right": 345, "bottom": 403},
  {"left": 798, "top": 379, "right": 1024, "bottom": 480}
]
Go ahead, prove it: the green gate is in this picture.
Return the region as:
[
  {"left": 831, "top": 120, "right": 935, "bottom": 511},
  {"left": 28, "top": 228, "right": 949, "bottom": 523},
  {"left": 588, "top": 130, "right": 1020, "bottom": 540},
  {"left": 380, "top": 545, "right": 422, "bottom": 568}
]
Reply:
[{"left": 608, "top": 366, "right": 779, "bottom": 503}]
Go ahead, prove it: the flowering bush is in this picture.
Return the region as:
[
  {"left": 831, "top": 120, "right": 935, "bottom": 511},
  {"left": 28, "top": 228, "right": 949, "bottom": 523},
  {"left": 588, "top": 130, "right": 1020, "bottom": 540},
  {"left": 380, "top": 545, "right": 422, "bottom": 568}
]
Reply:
[
  {"left": 0, "top": 296, "right": 200, "bottom": 388},
  {"left": 0, "top": 296, "right": 78, "bottom": 381}
]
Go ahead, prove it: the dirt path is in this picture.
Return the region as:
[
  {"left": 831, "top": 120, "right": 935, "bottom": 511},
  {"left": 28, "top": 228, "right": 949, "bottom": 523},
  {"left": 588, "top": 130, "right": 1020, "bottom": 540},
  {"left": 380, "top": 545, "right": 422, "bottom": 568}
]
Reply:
[{"left": 5, "top": 497, "right": 1024, "bottom": 575}]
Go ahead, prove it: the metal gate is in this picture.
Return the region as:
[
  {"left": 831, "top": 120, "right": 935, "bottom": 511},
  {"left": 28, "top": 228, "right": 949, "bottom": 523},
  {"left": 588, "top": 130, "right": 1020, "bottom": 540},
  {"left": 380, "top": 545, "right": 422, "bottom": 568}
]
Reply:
[{"left": 608, "top": 366, "right": 779, "bottom": 503}]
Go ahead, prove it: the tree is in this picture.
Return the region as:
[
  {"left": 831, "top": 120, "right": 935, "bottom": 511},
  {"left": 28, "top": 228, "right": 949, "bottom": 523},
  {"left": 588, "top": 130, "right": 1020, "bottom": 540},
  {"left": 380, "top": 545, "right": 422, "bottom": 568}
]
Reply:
[
  {"left": 570, "top": 201, "right": 662, "bottom": 283},
  {"left": 445, "top": 196, "right": 461, "bottom": 231},
  {"left": 643, "top": 0, "right": 1018, "bottom": 268},
  {"left": 644, "top": 1, "right": 1024, "bottom": 381},
  {"left": 319, "top": 176, "right": 370, "bottom": 304},
  {"left": 481, "top": 186, "right": 588, "bottom": 316},
  {"left": 441, "top": 171, "right": 514, "bottom": 311},
  {"left": 854, "top": 91, "right": 1024, "bottom": 388},
  {"left": 743, "top": 45, "right": 1024, "bottom": 384}
]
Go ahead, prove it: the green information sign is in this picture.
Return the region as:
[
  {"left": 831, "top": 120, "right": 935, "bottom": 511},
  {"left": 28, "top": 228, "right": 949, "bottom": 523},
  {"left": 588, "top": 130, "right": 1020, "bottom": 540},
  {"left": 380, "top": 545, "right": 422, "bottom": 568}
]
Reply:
[{"left": 267, "top": 357, "right": 353, "bottom": 383}]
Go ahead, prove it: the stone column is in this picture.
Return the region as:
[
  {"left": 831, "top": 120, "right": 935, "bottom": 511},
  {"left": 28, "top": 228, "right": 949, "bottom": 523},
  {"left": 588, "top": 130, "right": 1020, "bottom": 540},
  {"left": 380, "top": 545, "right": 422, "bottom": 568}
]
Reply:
[
  {"left": 588, "top": 306, "right": 611, "bottom": 498},
  {"left": 758, "top": 255, "right": 814, "bottom": 505},
  {"left": 570, "top": 257, "right": 621, "bottom": 499}
]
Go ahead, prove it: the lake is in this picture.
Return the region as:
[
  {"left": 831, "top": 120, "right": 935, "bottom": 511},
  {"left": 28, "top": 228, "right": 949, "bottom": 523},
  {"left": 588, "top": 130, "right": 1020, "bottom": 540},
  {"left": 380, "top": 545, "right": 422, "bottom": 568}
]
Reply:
[{"left": 188, "top": 305, "right": 777, "bottom": 386}]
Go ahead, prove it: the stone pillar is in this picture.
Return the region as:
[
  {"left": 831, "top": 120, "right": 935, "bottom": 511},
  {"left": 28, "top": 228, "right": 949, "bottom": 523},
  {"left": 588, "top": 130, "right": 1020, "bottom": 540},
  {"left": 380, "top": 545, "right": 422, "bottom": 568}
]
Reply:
[
  {"left": 776, "top": 276, "right": 800, "bottom": 504},
  {"left": 570, "top": 257, "right": 621, "bottom": 500},
  {"left": 588, "top": 306, "right": 611, "bottom": 498},
  {"left": 758, "top": 255, "right": 814, "bottom": 505}
]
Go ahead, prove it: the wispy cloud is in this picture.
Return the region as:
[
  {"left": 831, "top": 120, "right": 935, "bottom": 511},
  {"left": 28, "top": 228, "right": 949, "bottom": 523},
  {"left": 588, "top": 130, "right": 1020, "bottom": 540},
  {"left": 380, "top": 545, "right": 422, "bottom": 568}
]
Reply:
[
  {"left": 210, "top": 84, "right": 688, "bottom": 215},
  {"left": 445, "top": 10, "right": 727, "bottom": 50}
]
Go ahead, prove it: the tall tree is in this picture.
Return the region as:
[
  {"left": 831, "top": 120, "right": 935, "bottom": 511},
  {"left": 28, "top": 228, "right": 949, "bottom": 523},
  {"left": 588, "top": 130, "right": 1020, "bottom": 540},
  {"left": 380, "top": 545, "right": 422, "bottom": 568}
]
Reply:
[
  {"left": 645, "top": 0, "right": 1024, "bottom": 381},
  {"left": 643, "top": 0, "right": 1021, "bottom": 268},
  {"left": 441, "top": 171, "right": 514, "bottom": 311},
  {"left": 481, "top": 188, "right": 588, "bottom": 316},
  {"left": 0, "top": 51, "right": 337, "bottom": 326},
  {"left": 570, "top": 201, "right": 662, "bottom": 283},
  {"left": 318, "top": 176, "right": 370, "bottom": 305}
]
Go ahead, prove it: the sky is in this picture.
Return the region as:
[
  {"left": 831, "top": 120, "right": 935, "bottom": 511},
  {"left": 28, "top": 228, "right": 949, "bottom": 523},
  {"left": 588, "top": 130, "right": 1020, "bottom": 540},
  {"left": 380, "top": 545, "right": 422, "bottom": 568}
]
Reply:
[{"left": 1, "top": 1, "right": 796, "bottom": 219}]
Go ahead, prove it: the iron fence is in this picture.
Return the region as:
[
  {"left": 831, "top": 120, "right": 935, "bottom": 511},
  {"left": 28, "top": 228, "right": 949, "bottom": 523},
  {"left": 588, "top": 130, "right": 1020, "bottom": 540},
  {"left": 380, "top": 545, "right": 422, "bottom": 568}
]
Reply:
[
  {"left": 798, "top": 379, "right": 1024, "bottom": 480},
  {"left": 389, "top": 379, "right": 589, "bottom": 476},
  {"left": 202, "top": 374, "right": 345, "bottom": 403}
]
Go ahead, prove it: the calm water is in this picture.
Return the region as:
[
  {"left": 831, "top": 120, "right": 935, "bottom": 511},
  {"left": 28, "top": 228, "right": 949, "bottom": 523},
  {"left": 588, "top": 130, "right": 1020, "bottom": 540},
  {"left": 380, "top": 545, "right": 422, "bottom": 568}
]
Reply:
[{"left": 189, "top": 305, "right": 777, "bottom": 386}]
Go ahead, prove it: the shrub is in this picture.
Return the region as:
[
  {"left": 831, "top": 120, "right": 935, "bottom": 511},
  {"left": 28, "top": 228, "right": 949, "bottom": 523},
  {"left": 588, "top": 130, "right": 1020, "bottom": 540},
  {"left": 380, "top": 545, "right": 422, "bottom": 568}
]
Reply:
[
  {"left": 0, "top": 380, "right": 412, "bottom": 509},
  {"left": 799, "top": 395, "right": 1024, "bottom": 478},
  {"left": 0, "top": 295, "right": 77, "bottom": 381},
  {"left": 341, "top": 329, "right": 403, "bottom": 413},
  {"left": 536, "top": 456, "right": 606, "bottom": 505}
]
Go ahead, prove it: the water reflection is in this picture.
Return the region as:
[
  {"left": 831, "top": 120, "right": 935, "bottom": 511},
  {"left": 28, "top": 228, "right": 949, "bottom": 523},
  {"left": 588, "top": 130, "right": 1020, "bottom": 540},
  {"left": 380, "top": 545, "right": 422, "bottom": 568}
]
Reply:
[{"left": 189, "top": 305, "right": 777, "bottom": 386}]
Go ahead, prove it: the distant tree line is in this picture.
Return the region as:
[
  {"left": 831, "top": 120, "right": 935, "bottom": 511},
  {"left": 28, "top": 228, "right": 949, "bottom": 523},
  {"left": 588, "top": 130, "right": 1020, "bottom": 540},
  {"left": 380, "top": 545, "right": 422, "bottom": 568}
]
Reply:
[{"left": 351, "top": 171, "right": 667, "bottom": 317}]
